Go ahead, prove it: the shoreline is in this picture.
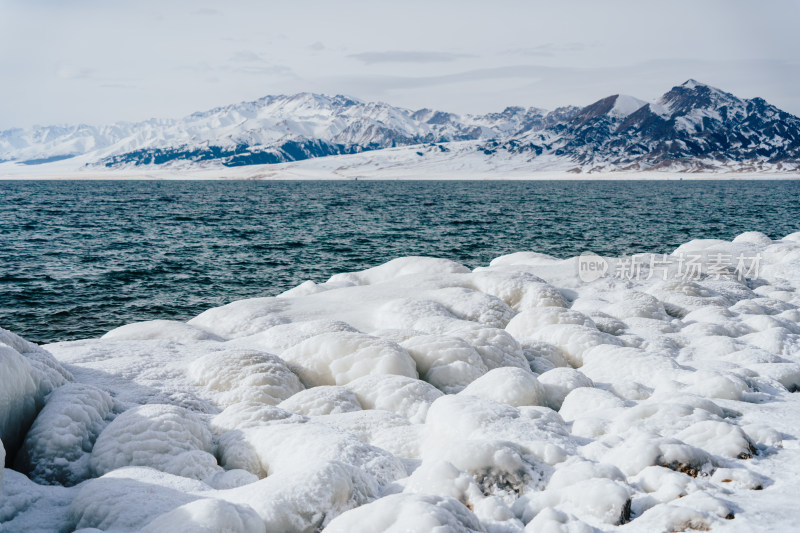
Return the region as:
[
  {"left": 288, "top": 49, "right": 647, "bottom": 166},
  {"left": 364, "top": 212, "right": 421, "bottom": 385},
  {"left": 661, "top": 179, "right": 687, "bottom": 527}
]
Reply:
[{"left": 1, "top": 170, "right": 798, "bottom": 181}]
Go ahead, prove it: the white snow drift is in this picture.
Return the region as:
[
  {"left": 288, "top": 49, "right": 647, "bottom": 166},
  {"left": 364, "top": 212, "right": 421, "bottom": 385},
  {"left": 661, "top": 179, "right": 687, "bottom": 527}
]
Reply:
[{"left": 4, "top": 231, "right": 800, "bottom": 532}]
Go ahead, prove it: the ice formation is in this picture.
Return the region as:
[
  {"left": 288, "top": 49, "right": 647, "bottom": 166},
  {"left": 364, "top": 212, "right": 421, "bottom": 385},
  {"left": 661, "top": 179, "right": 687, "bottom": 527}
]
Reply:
[{"left": 3, "top": 231, "right": 800, "bottom": 531}]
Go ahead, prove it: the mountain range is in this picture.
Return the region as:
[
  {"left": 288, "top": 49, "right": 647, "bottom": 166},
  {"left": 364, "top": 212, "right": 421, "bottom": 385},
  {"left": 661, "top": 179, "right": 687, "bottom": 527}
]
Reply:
[{"left": 1, "top": 80, "right": 798, "bottom": 175}]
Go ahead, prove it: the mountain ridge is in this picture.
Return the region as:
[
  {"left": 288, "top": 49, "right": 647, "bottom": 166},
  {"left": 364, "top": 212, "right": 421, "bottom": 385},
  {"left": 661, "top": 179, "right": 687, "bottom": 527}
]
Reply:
[{"left": 1, "top": 80, "right": 798, "bottom": 174}]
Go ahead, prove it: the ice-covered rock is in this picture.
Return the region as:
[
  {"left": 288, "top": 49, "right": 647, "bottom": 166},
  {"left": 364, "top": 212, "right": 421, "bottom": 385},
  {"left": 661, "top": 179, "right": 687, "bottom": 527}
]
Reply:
[
  {"left": 223, "top": 460, "right": 381, "bottom": 531},
  {"left": 328, "top": 256, "right": 471, "bottom": 285},
  {"left": 102, "top": 320, "right": 223, "bottom": 342},
  {"left": 227, "top": 319, "right": 359, "bottom": 353},
  {"left": 536, "top": 368, "right": 594, "bottom": 411},
  {"left": 15, "top": 383, "right": 117, "bottom": 486},
  {"left": 278, "top": 386, "right": 363, "bottom": 416},
  {"left": 280, "top": 331, "right": 418, "bottom": 386},
  {"left": 140, "top": 498, "right": 265, "bottom": 533},
  {"left": 459, "top": 367, "right": 546, "bottom": 408},
  {"left": 346, "top": 374, "right": 443, "bottom": 423},
  {"left": 0, "top": 328, "right": 71, "bottom": 461},
  {"left": 314, "top": 409, "right": 423, "bottom": 460},
  {"left": 675, "top": 420, "right": 755, "bottom": 459},
  {"left": 403, "top": 459, "right": 484, "bottom": 505},
  {"left": 523, "top": 507, "right": 593, "bottom": 533},
  {"left": 217, "top": 421, "right": 406, "bottom": 485},
  {"left": 8, "top": 233, "right": 800, "bottom": 532},
  {"left": 89, "top": 404, "right": 220, "bottom": 480},
  {"left": 470, "top": 269, "right": 567, "bottom": 311},
  {"left": 514, "top": 477, "right": 631, "bottom": 525},
  {"left": 400, "top": 334, "right": 488, "bottom": 393},
  {"left": 69, "top": 468, "right": 208, "bottom": 531},
  {"left": 324, "top": 493, "right": 485, "bottom": 533},
  {"left": 188, "top": 348, "right": 304, "bottom": 407},
  {"left": 209, "top": 402, "right": 306, "bottom": 434},
  {"left": 527, "top": 324, "right": 623, "bottom": 367}
]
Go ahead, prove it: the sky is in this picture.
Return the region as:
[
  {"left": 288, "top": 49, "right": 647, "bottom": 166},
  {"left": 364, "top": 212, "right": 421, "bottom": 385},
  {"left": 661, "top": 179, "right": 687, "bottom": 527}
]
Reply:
[{"left": 1, "top": 0, "right": 798, "bottom": 129}]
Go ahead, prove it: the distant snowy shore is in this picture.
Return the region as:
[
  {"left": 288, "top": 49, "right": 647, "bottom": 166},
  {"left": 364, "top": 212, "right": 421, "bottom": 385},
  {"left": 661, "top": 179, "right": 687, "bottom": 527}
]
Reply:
[
  {"left": 3, "top": 231, "right": 800, "bottom": 531},
  {"left": 0, "top": 142, "right": 798, "bottom": 181}
]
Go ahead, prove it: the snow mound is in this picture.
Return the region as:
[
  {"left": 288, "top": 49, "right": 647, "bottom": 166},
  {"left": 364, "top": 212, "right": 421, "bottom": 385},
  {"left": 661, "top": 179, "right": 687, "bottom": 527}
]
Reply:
[
  {"left": 278, "top": 386, "right": 363, "bottom": 416},
  {"left": 9, "top": 232, "right": 800, "bottom": 531},
  {"left": 187, "top": 349, "right": 304, "bottom": 407},
  {"left": 280, "top": 331, "right": 418, "bottom": 386},
  {"left": 400, "top": 334, "right": 488, "bottom": 393},
  {"left": 15, "top": 383, "right": 117, "bottom": 486},
  {"left": 209, "top": 402, "right": 306, "bottom": 434},
  {"left": 69, "top": 468, "right": 208, "bottom": 531},
  {"left": 324, "top": 493, "right": 484, "bottom": 533},
  {"left": 89, "top": 404, "right": 220, "bottom": 480},
  {"left": 227, "top": 319, "right": 359, "bottom": 353},
  {"left": 536, "top": 367, "right": 594, "bottom": 411},
  {"left": 140, "top": 498, "right": 265, "bottom": 533},
  {"left": 102, "top": 320, "right": 223, "bottom": 342},
  {"left": 328, "top": 256, "right": 471, "bottom": 285},
  {"left": 218, "top": 422, "right": 406, "bottom": 485},
  {"left": 346, "top": 374, "right": 443, "bottom": 423},
  {"left": 459, "top": 367, "right": 546, "bottom": 407},
  {"left": 0, "top": 328, "right": 71, "bottom": 462},
  {"left": 224, "top": 460, "right": 381, "bottom": 531}
]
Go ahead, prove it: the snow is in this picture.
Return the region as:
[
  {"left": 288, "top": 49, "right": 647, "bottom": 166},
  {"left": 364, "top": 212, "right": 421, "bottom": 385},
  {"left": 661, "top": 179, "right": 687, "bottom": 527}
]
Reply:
[
  {"left": 325, "top": 493, "right": 485, "bottom": 533},
  {"left": 2, "top": 82, "right": 797, "bottom": 178},
  {"left": 459, "top": 367, "right": 547, "bottom": 408},
  {"left": 6, "top": 232, "right": 800, "bottom": 531},
  {"left": 88, "top": 404, "right": 220, "bottom": 480},
  {"left": 346, "top": 374, "right": 442, "bottom": 423},
  {"left": 0, "top": 93, "right": 545, "bottom": 170},
  {"left": 187, "top": 349, "right": 304, "bottom": 407},
  {"left": 139, "top": 498, "right": 266, "bottom": 533},
  {"left": 1, "top": 141, "right": 797, "bottom": 179},
  {"left": 280, "top": 332, "right": 419, "bottom": 387},
  {"left": 14, "top": 383, "right": 117, "bottom": 486},
  {"left": 277, "top": 386, "right": 363, "bottom": 416},
  {"left": 400, "top": 334, "right": 489, "bottom": 393},
  {"left": 0, "top": 328, "right": 71, "bottom": 463},
  {"left": 608, "top": 95, "right": 648, "bottom": 119}
]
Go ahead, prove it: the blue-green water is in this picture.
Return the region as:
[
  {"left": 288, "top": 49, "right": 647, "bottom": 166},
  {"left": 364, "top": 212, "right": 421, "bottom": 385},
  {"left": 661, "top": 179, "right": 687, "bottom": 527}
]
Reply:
[{"left": 1, "top": 180, "right": 799, "bottom": 344}]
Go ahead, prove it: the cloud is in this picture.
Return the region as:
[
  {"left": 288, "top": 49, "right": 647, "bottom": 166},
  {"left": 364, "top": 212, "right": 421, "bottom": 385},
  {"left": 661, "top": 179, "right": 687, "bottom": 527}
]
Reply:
[
  {"left": 308, "top": 41, "right": 325, "bottom": 51},
  {"left": 348, "top": 51, "right": 473, "bottom": 65},
  {"left": 99, "top": 83, "right": 135, "bottom": 89},
  {"left": 56, "top": 65, "right": 94, "bottom": 80},
  {"left": 230, "top": 50, "right": 264, "bottom": 63},
  {"left": 315, "top": 58, "right": 800, "bottom": 114},
  {"left": 232, "top": 65, "right": 295, "bottom": 76},
  {"left": 193, "top": 8, "right": 221, "bottom": 16},
  {"left": 180, "top": 54, "right": 297, "bottom": 79},
  {"left": 225, "top": 51, "right": 296, "bottom": 77},
  {"left": 507, "top": 43, "right": 588, "bottom": 57}
]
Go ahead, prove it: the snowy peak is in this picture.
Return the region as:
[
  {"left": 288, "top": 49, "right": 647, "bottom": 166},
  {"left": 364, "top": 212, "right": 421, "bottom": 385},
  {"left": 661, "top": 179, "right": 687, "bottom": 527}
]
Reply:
[
  {"left": 608, "top": 95, "right": 648, "bottom": 118},
  {"left": 1, "top": 81, "right": 798, "bottom": 173},
  {"left": 657, "top": 80, "right": 742, "bottom": 117},
  {"left": 571, "top": 94, "right": 648, "bottom": 126},
  {"left": 487, "top": 80, "right": 800, "bottom": 172},
  {"left": 680, "top": 78, "right": 703, "bottom": 89}
]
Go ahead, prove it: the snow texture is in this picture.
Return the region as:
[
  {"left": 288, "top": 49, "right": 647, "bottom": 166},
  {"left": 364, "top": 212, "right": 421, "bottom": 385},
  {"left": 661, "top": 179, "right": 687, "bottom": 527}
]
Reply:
[{"left": 5, "top": 232, "right": 800, "bottom": 532}]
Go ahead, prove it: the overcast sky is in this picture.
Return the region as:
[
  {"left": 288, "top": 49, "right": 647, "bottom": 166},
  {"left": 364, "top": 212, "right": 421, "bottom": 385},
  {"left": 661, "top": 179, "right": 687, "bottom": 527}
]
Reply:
[{"left": 1, "top": 0, "right": 798, "bottom": 129}]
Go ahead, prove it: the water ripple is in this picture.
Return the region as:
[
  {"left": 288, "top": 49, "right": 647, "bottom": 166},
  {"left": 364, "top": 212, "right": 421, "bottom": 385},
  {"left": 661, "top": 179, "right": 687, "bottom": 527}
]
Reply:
[{"left": 1, "top": 179, "right": 798, "bottom": 343}]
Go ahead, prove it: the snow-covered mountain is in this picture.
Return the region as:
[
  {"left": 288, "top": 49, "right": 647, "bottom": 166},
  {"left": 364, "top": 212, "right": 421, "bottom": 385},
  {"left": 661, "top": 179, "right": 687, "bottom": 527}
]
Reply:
[
  {"left": 496, "top": 80, "right": 800, "bottom": 172},
  {"left": 0, "top": 93, "right": 545, "bottom": 168},
  {"left": 1, "top": 81, "right": 798, "bottom": 173}
]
